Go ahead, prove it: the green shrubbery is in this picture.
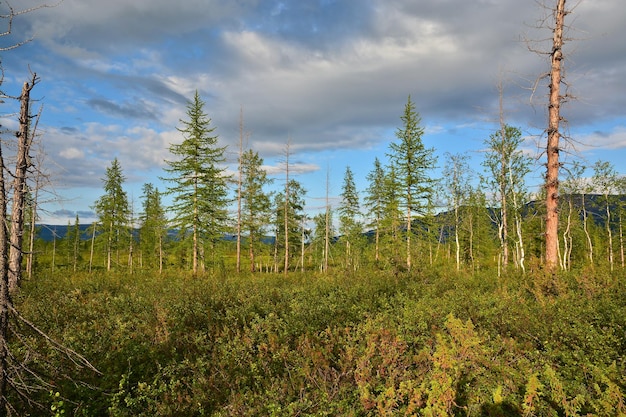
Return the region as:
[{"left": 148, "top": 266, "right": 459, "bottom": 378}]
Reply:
[{"left": 10, "top": 268, "right": 626, "bottom": 416}]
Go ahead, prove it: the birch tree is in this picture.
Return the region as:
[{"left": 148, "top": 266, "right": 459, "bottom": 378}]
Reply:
[
  {"left": 482, "top": 125, "right": 532, "bottom": 272},
  {"left": 593, "top": 160, "right": 619, "bottom": 271},
  {"left": 443, "top": 152, "right": 473, "bottom": 271}
]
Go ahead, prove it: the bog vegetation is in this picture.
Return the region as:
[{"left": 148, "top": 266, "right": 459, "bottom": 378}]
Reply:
[
  {"left": 6, "top": 92, "right": 626, "bottom": 414},
  {"left": 2, "top": 0, "right": 626, "bottom": 415}
]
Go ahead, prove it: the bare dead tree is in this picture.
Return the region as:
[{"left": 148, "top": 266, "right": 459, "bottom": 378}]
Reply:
[
  {"left": 7, "top": 73, "right": 38, "bottom": 292},
  {"left": 0, "top": 138, "right": 11, "bottom": 416},
  {"left": 527, "top": 0, "right": 580, "bottom": 270},
  {"left": 283, "top": 139, "right": 291, "bottom": 276},
  {"left": 544, "top": 0, "right": 568, "bottom": 271}
]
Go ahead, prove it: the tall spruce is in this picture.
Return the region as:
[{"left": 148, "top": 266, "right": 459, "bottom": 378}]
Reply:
[
  {"left": 139, "top": 183, "right": 168, "bottom": 272},
  {"left": 388, "top": 96, "right": 436, "bottom": 271},
  {"left": 364, "top": 158, "right": 386, "bottom": 263},
  {"left": 93, "top": 158, "right": 130, "bottom": 272},
  {"left": 339, "top": 166, "right": 361, "bottom": 270},
  {"left": 163, "top": 91, "right": 229, "bottom": 274},
  {"left": 273, "top": 179, "right": 305, "bottom": 273},
  {"left": 240, "top": 149, "right": 273, "bottom": 273}
]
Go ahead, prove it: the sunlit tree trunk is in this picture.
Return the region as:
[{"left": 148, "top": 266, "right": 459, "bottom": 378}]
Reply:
[
  {"left": 8, "top": 75, "right": 37, "bottom": 291},
  {"left": 545, "top": 0, "right": 567, "bottom": 271}
]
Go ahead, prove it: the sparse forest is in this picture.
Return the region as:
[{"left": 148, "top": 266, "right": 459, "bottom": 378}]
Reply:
[{"left": 1, "top": 0, "right": 625, "bottom": 415}]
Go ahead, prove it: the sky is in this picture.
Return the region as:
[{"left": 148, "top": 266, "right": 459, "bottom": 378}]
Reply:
[{"left": 1, "top": 0, "right": 626, "bottom": 225}]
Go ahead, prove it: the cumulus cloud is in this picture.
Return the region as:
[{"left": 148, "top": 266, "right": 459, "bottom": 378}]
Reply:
[{"left": 4, "top": 0, "right": 626, "bottom": 198}]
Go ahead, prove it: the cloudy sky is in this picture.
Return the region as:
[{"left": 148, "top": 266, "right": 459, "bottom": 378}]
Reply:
[{"left": 2, "top": 0, "right": 625, "bottom": 225}]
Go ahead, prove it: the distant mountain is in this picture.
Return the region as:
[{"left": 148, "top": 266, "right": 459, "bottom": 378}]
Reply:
[
  {"left": 34, "top": 225, "right": 276, "bottom": 245},
  {"left": 33, "top": 193, "right": 624, "bottom": 243},
  {"left": 36, "top": 224, "right": 93, "bottom": 242}
]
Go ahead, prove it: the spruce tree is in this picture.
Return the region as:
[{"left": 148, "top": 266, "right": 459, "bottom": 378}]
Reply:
[
  {"left": 139, "top": 183, "right": 168, "bottom": 272},
  {"left": 93, "top": 158, "right": 130, "bottom": 271},
  {"left": 240, "top": 149, "right": 273, "bottom": 272},
  {"left": 163, "top": 91, "right": 229, "bottom": 274},
  {"left": 364, "top": 158, "right": 386, "bottom": 263},
  {"left": 273, "top": 179, "right": 305, "bottom": 273},
  {"left": 339, "top": 166, "right": 361, "bottom": 270},
  {"left": 388, "top": 96, "right": 436, "bottom": 270}
]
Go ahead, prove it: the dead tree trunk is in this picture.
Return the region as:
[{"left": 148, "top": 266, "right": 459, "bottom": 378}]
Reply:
[
  {"left": 8, "top": 74, "right": 37, "bottom": 292},
  {"left": 0, "top": 144, "right": 11, "bottom": 415},
  {"left": 545, "top": 0, "right": 567, "bottom": 271}
]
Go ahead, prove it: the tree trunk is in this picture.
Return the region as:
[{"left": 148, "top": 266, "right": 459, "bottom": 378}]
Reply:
[
  {"left": 236, "top": 108, "right": 244, "bottom": 273},
  {"left": 545, "top": 0, "right": 566, "bottom": 271},
  {"left": 581, "top": 194, "right": 593, "bottom": 265},
  {"left": 406, "top": 195, "right": 412, "bottom": 271},
  {"left": 0, "top": 146, "right": 11, "bottom": 414},
  {"left": 561, "top": 196, "right": 573, "bottom": 270},
  {"left": 8, "top": 77, "right": 36, "bottom": 291},
  {"left": 89, "top": 223, "right": 96, "bottom": 272},
  {"left": 283, "top": 141, "right": 291, "bottom": 276},
  {"left": 605, "top": 194, "right": 614, "bottom": 271}
]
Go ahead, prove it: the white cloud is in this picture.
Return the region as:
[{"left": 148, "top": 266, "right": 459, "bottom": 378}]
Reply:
[
  {"left": 576, "top": 127, "right": 626, "bottom": 151},
  {"left": 59, "top": 147, "right": 84, "bottom": 159}
]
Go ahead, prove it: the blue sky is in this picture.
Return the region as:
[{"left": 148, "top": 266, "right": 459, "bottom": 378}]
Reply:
[{"left": 2, "top": 0, "right": 626, "bottom": 225}]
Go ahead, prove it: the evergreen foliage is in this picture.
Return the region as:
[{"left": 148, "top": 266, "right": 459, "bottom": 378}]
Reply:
[
  {"left": 162, "top": 91, "right": 230, "bottom": 274},
  {"left": 388, "top": 96, "right": 437, "bottom": 270},
  {"left": 339, "top": 166, "right": 363, "bottom": 271},
  {"left": 273, "top": 179, "right": 306, "bottom": 272},
  {"left": 93, "top": 158, "right": 130, "bottom": 271},
  {"left": 139, "top": 183, "right": 168, "bottom": 272},
  {"left": 240, "top": 149, "right": 273, "bottom": 273}
]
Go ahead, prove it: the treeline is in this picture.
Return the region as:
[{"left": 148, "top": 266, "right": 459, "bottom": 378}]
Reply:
[{"left": 29, "top": 96, "right": 626, "bottom": 276}]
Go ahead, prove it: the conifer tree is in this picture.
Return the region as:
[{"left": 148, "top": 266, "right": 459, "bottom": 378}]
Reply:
[
  {"left": 311, "top": 210, "right": 334, "bottom": 271},
  {"left": 139, "top": 183, "right": 168, "bottom": 272},
  {"left": 273, "top": 179, "right": 305, "bottom": 273},
  {"left": 339, "top": 166, "right": 361, "bottom": 270},
  {"left": 240, "top": 149, "right": 273, "bottom": 272},
  {"left": 364, "top": 158, "right": 386, "bottom": 263},
  {"left": 163, "top": 91, "right": 229, "bottom": 274},
  {"left": 93, "top": 158, "right": 130, "bottom": 271},
  {"left": 388, "top": 96, "right": 436, "bottom": 270},
  {"left": 380, "top": 165, "right": 403, "bottom": 268}
]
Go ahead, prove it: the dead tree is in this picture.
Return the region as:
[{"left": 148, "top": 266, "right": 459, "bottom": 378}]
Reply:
[
  {"left": 0, "top": 141, "right": 11, "bottom": 416},
  {"left": 544, "top": 0, "right": 568, "bottom": 271},
  {"left": 8, "top": 73, "right": 38, "bottom": 291}
]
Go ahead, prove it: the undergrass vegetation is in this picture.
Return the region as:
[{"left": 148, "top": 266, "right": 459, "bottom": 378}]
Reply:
[{"left": 11, "top": 268, "right": 626, "bottom": 416}]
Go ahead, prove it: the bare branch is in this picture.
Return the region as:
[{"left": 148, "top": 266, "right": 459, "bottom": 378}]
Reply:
[
  {"left": 1, "top": 1, "right": 61, "bottom": 52},
  {"left": 8, "top": 305, "right": 102, "bottom": 375}
]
